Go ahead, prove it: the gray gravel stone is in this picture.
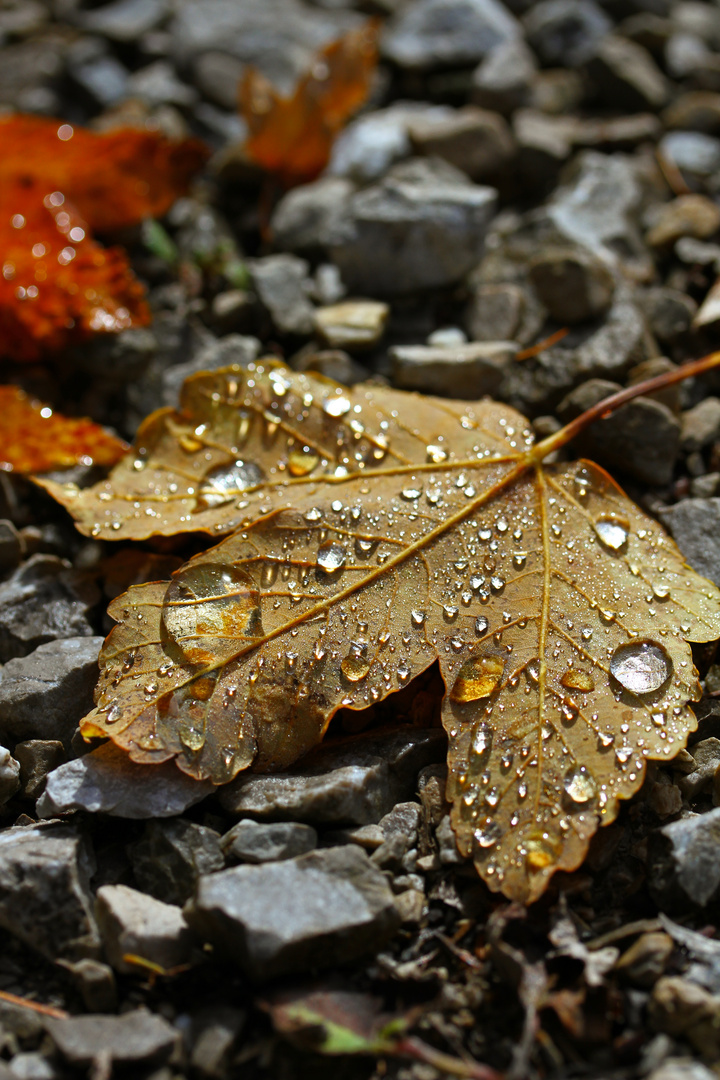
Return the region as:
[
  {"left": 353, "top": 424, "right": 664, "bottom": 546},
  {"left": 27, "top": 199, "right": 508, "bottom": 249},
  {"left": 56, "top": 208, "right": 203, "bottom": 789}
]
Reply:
[
  {"left": 465, "top": 282, "right": 526, "bottom": 342},
  {"left": 71, "top": 53, "right": 130, "bottom": 108},
  {"left": 271, "top": 177, "right": 355, "bottom": 254},
  {"left": 0, "top": 821, "right": 99, "bottom": 961},
  {"left": 0, "top": 521, "right": 22, "bottom": 574},
  {"left": 329, "top": 159, "right": 497, "bottom": 296},
  {"left": 658, "top": 498, "right": 720, "bottom": 586},
  {"left": 46, "top": 1009, "right": 178, "bottom": 1068},
  {"left": 128, "top": 819, "right": 224, "bottom": 904},
  {"left": 586, "top": 35, "right": 669, "bottom": 110},
  {"left": 219, "top": 728, "right": 446, "bottom": 825},
  {"left": 328, "top": 104, "right": 420, "bottom": 184},
  {"left": 390, "top": 341, "right": 517, "bottom": 398},
  {"left": 190, "top": 1007, "right": 245, "bottom": 1078},
  {"left": 660, "top": 130, "right": 720, "bottom": 177},
  {"left": 676, "top": 739, "right": 720, "bottom": 799},
  {"left": 313, "top": 301, "right": 389, "bottom": 351},
  {"left": 528, "top": 247, "right": 616, "bottom": 323},
  {"left": 160, "top": 333, "right": 260, "bottom": 407},
  {"left": 406, "top": 105, "right": 515, "bottom": 182},
  {"left": 639, "top": 287, "right": 697, "bottom": 345},
  {"left": 250, "top": 254, "right": 315, "bottom": 336},
  {"left": 649, "top": 807, "right": 720, "bottom": 908},
  {"left": 37, "top": 743, "right": 213, "bottom": 820},
  {"left": 96, "top": 883, "right": 194, "bottom": 974},
  {"left": 0, "top": 746, "right": 20, "bottom": 805},
  {"left": 557, "top": 378, "right": 680, "bottom": 486},
  {"left": 186, "top": 845, "right": 400, "bottom": 979},
  {"left": 383, "top": 0, "right": 521, "bottom": 71},
  {"left": 472, "top": 37, "right": 537, "bottom": 114},
  {"left": 81, "top": 0, "right": 168, "bottom": 41},
  {"left": 192, "top": 50, "right": 246, "bottom": 110},
  {"left": 0, "top": 637, "right": 102, "bottom": 745},
  {"left": 523, "top": 0, "right": 612, "bottom": 66},
  {"left": 681, "top": 397, "right": 720, "bottom": 451},
  {"left": 0, "top": 557, "right": 98, "bottom": 662},
  {"left": 221, "top": 820, "right": 318, "bottom": 864},
  {"left": 127, "top": 59, "right": 197, "bottom": 108}
]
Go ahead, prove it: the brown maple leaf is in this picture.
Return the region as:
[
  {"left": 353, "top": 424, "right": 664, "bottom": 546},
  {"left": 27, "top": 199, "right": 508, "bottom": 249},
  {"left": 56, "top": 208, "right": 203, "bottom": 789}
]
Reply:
[
  {"left": 0, "top": 115, "right": 209, "bottom": 361},
  {"left": 41, "top": 358, "right": 720, "bottom": 904},
  {"left": 239, "top": 20, "right": 380, "bottom": 187},
  {"left": 0, "top": 385, "right": 127, "bottom": 474}
]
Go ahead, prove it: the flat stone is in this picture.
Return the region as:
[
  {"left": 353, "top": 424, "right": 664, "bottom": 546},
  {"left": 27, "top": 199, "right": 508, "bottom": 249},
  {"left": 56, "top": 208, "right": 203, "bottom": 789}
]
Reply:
[
  {"left": 681, "top": 397, "right": 720, "bottom": 451},
  {"left": 37, "top": 743, "right": 213, "bottom": 820},
  {"left": 649, "top": 807, "right": 720, "bottom": 908},
  {"left": 647, "top": 195, "right": 720, "bottom": 248},
  {"left": 524, "top": 0, "right": 612, "bottom": 66},
  {"left": 528, "top": 247, "right": 616, "bottom": 323},
  {"left": 221, "top": 820, "right": 318, "bottom": 864},
  {"left": 186, "top": 845, "right": 400, "bottom": 980},
  {"left": 0, "top": 556, "right": 98, "bottom": 662},
  {"left": 0, "top": 821, "right": 99, "bottom": 961},
  {"left": 313, "top": 301, "right": 389, "bottom": 351},
  {"left": 586, "top": 35, "right": 669, "bottom": 111},
  {"left": 46, "top": 1009, "right": 178, "bottom": 1068},
  {"left": 0, "top": 747, "right": 20, "bottom": 805},
  {"left": 81, "top": 0, "right": 168, "bottom": 41},
  {"left": 250, "top": 254, "right": 315, "bottom": 336},
  {"left": 406, "top": 105, "right": 515, "bottom": 182},
  {"left": 219, "top": 728, "right": 446, "bottom": 826},
  {"left": 658, "top": 498, "right": 720, "bottom": 586},
  {"left": 383, "top": 0, "right": 521, "bottom": 71},
  {"left": 391, "top": 342, "right": 517, "bottom": 398},
  {"left": 465, "top": 282, "right": 526, "bottom": 342},
  {"left": 328, "top": 159, "right": 497, "bottom": 296},
  {"left": 129, "top": 819, "right": 225, "bottom": 904},
  {"left": 0, "top": 637, "right": 103, "bottom": 745},
  {"left": 96, "top": 883, "right": 194, "bottom": 974},
  {"left": 557, "top": 379, "right": 680, "bottom": 486}
]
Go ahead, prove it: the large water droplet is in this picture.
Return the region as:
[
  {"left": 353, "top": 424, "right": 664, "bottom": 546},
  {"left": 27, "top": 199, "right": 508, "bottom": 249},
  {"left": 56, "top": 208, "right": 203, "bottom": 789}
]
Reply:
[
  {"left": 475, "top": 615, "right": 489, "bottom": 635},
  {"left": 323, "top": 395, "right": 351, "bottom": 417},
  {"left": 288, "top": 447, "right": 320, "bottom": 477},
  {"left": 610, "top": 640, "right": 672, "bottom": 694},
  {"left": 471, "top": 722, "right": 492, "bottom": 756},
  {"left": 317, "top": 542, "right": 347, "bottom": 574},
  {"left": 341, "top": 648, "right": 370, "bottom": 682},
  {"left": 194, "top": 460, "right": 265, "bottom": 512},
  {"left": 560, "top": 668, "right": 595, "bottom": 692},
  {"left": 450, "top": 655, "right": 504, "bottom": 702},
  {"left": 593, "top": 514, "right": 630, "bottom": 551},
  {"left": 303, "top": 506, "right": 323, "bottom": 522},
  {"left": 161, "top": 564, "right": 263, "bottom": 666},
  {"left": 474, "top": 818, "right": 502, "bottom": 849},
  {"left": 563, "top": 766, "right": 596, "bottom": 804},
  {"left": 411, "top": 609, "right": 426, "bottom": 627}
]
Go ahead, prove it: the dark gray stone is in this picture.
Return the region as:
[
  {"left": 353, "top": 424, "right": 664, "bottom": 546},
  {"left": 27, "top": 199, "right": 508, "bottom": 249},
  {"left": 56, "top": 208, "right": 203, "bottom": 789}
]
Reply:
[
  {"left": 557, "top": 378, "right": 681, "bottom": 486},
  {"left": 681, "top": 398, "right": 720, "bottom": 451},
  {"left": 328, "top": 159, "right": 497, "bottom": 296},
  {"left": 12, "top": 739, "right": 63, "bottom": 800},
  {"left": 271, "top": 177, "right": 355, "bottom": 254},
  {"left": 250, "top": 254, "right": 315, "bottom": 336},
  {"left": 0, "top": 557, "right": 98, "bottom": 662},
  {"left": 95, "top": 883, "right": 194, "bottom": 974},
  {"left": 406, "top": 105, "right": 515, "bottom": 182},
  {"left": 0, "top": 521, "right": 23, "bottom": 574},
  {"left": 383, "top": 0, "right": 521, "bottom": 71},
  {"left": 190, "top": 1006, "right": 245, "bottom": 1078},
  {"left": 639, "top": 287, "right": 697, "bottom": 345},
  {"left": 472, "top": 37, "right": 537, "bottom": 114},
  {"left": 192, "top": 50, "right": 246, "bottom": 110},
  {"left": 221, "top": 820, "right": 317, "bottom": 864},
  {"left": 465, "top": 282, "right": 526, "bottom": 342},
  {"left": 219, "top": 728, "right": 446, "bottom": 826},
  {"left": 37, "top": 743, "right": 213, "bottom": 820},
  {"left": 160, "top": 333, "right": 260, "bottom": 407},
  {"left": 0, "top": 637, "right": 102, "bottom": 745},
  {"left": 81, "top": 0, "right": 168, "bottom": 42},
  {"left": 586, "top": 35, "right": 669, "bottom": 111},
  {"left": 524, "top": 0, "right": 612, "bottom": 66},
  {"left": 0, "top": 821, "right": 99, "bottom": 961},
  {"left": 528, "top": 247, "right": 616, "bottom": 323},
  {"left": 658, "top": 498, "right": 720, "bottom": 586},
  {"left": 676, "top": 739, "right": 720, "bottom": 799},
  {"left": 186, "top": 845, "right": 400, "bottom": 979},
  {"left": 390, "top": 341, "right": 517, "bottom": 398},
  {"left": 46, "top": 1009, "right": 178, "bottom": 1067},
  {"left": 0, "top": 746, "right": 20, "bottom": 805},
  {"left": 649, "top": 807, "right": 720, "bottom": 909},
  {"left": 129, "top": 819, "right": 224, "bottom": 903}
]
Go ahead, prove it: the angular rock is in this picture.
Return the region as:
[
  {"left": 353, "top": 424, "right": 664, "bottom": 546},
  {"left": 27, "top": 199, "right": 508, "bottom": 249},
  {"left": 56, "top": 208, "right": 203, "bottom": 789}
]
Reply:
[
  {"left": 676, "top": 739, "right": 720, "bottom": 799},
  {"left": 524, "top": 0, "right": 612, "bottom": 67},
  {"left": 512, "top": 110, "right": 575, "bottom": 190},
  {"left": 190, "top": 1007, "right": 245, "bottom": 1078},
  {"left": 557, "top": 379, "right": 680, "bottom": 486},
  {"left": 186, "top": 845, "right": 400, "bottom": 979},
  {"left": 472, "top": 37, "right": 537, "bottom": 115},
  {"left": 465, "top": 282, "right": 526, "bottom": 342},
  {"left": 221, "top": 820, "right": 317, "bottom": 864},
  {"left": 250, "top": 254, "right": 315, "bottom": 336},
  {"left": 327, "top": 104, "right": 421, "bottom": 184},
  {"left": 391, "top": 341, "right": 516, "bottom": 398},
  {"left": 658, "top": 498, "right": 720, "bottom": 586},
  {"left": 0, "top": 521, "right": 23, "bottom": 573},
  {"left": 193, "top": 50, "right": 246, "bottom": 110},
  {"left": 46, "top": 1009, "right": 178, "bottom": 1068},
  {"left": 649, "top": 808, "right": 720, "bottom": 909},
  {"left": 37, "top": 743, "right": 213, "bottom": 820},
  {"left": 0, "top": 637, "right": 103, "bottom": 745},
  {"left": 127, "top": 59, "right": 198, "bottom": 108},
  {"left": 328, "top": 159, "right": 498, "bottom": 296},
  {"left": 406, "top": 105, "right": 515, "bottom": 182},
  {"left": 547, "top": 152, "right": 643, "bottom": 262},
  {"left": 528, "top": 247, "right": 615, "bottom": 323},
  {"left": 383, "top": 0, "right": 521, "bottom": 71},
  {"left": 586, "top": 35, "right": 669, "bottom": 111},
  {"left": 271, "top": 177, "right": 354, "bottom": 254},
  {"left": 128, "top": 819, "right": 224, "bottom": 904},
  {"left": 646, "top": 195, "right": 720, "bottom": 248},
  {"left": 313, "top": 301, "right": 389, "bottom": 351},
  {"left": 96, "top": 883, "right": 194, "bottom": 974},
  {"left": 681, "top": 397, "right": 720, "bottom": 451},
  {"left": 0, "top": 746, "right": 20, "bottom": 805},
  {"left": 0, "top": 556, "right": 98, "bottom": 663},
  {"left": 0, "top": 821, "right": 99, "bottom": 961},
  {"left": 219, "top": 728, "right": 446, "bottom": 826},
  {"left": 639, "top": 287, "right": 697, "bottom": 345}
]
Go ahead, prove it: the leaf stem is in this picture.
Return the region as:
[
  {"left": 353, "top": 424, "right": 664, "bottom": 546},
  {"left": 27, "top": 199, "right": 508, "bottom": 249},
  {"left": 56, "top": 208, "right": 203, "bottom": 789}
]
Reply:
[{"left": 530, "top": 349, "right": 720, "bottom": 464}]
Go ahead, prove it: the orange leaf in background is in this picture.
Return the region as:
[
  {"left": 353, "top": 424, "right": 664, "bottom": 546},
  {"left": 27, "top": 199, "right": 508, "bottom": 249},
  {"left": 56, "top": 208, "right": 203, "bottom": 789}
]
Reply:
[
  {"left": 239, "top": 19, "right": 380, "bottom": 187},
  {"left": 0, "top": 384, "right": 128, "bottom": 474},
  {"left": 0, "top": 115, "right": 210, "bottom": 361}
]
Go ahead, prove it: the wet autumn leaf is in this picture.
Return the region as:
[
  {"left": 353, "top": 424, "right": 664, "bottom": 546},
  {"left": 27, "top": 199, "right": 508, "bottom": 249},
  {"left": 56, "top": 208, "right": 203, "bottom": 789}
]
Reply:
[
  {"left": 42, "top": 360, "right": 720, "bottom": 904},
  {"left": 0, "top": 385, "right": 127, "bottom": 474},
  {"left": 0, "top": 115, "right": 209, "bottom": 361},
  {"left": 239, "top": 20, "right": 380, "bottom": 187}
]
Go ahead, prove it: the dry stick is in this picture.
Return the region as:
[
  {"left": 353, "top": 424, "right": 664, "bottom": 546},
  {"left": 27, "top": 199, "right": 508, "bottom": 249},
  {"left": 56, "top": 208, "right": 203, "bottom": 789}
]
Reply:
[
  {"left": 0, "top": 988, "right": 68, "bottom": 1020},
  {"left": 515, "top": 327, "right": 569, "bottom": 360}
]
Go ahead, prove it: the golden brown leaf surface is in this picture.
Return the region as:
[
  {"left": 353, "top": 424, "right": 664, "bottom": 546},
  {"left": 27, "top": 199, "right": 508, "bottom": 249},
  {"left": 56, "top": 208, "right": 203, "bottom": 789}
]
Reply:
[
  {"left": 46, "top": 362, "right": 720, "bottom": 903},
  {"left": 239, "top": 21, "right": 380, "bottom": 187},
  {"left": 0, "top": 385, "right": 128, "bottom": 474},
  {"left": 0, "top": 115, "right": 209, "bottom": 361}
]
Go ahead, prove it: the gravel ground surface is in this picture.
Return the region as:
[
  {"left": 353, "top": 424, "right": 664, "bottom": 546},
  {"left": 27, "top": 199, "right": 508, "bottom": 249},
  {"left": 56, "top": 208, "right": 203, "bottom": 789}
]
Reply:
[{"left": 4, "top": 1, "right": 720, "bottom": 1078}]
